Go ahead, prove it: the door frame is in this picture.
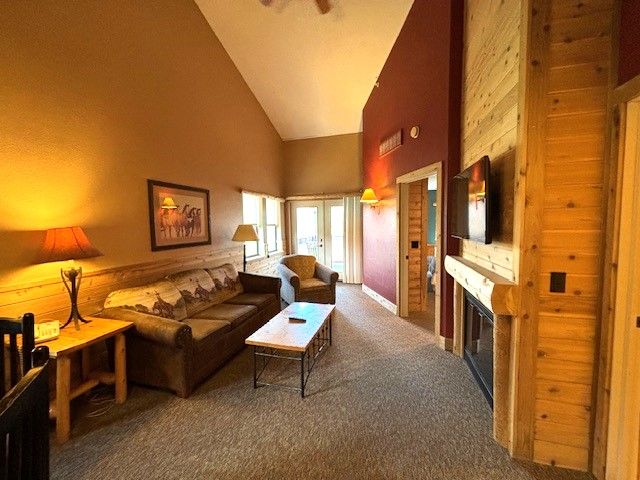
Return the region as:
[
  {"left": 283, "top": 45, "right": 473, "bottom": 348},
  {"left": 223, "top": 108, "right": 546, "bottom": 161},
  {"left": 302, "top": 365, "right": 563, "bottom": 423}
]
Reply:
[
  {"left": 396, "top": 163, "right": 443, "bottom": 343},
  {"left": 601, "top": 98, "right": 640, "bottom": 480}
]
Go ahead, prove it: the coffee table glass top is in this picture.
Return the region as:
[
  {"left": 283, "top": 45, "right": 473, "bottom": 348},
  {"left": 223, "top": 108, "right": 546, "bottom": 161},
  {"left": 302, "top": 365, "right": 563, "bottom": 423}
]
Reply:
[{"left": 245, "top": 302, "right": 335, "bottom": 352}]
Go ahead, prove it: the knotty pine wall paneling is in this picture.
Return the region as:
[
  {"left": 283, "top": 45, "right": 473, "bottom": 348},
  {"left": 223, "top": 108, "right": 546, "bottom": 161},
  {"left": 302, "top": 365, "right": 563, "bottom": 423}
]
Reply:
[{"left": 461, "top": 0, "right": 521, "bottom": 282}]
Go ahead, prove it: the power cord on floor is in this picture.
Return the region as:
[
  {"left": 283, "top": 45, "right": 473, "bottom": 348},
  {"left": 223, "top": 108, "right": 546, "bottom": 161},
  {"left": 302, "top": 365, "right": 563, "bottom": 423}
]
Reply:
[{"left": 85, "top": 385, "right": 114, "bottom": 418}]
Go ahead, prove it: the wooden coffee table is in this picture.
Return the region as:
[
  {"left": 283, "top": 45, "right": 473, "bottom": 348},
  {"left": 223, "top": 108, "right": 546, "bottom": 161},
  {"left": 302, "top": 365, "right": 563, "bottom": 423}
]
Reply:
[
  {"left": 40, "top": 317, "right": 133, "bottom": 443},
  {"left": 245, "top": 302, "right": 335, "bottom": 398}
]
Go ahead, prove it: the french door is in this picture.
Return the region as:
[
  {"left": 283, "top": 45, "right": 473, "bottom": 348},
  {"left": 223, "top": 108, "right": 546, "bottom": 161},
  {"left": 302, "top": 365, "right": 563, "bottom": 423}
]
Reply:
[{"left": 290, "top": 199, "right": 344, "bottom": 277}]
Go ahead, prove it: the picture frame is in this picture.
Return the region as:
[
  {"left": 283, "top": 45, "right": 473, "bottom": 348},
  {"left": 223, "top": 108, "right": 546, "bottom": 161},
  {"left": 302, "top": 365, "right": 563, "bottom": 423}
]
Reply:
[{"left": 147, "top": 179, "right": 211, "bottom": 251}]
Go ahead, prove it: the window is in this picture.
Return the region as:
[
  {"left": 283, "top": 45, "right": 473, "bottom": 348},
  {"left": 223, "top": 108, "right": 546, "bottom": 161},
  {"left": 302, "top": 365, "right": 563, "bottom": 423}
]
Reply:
[{"left": 242, "top": 192, "right": 283, "bottom": 258}]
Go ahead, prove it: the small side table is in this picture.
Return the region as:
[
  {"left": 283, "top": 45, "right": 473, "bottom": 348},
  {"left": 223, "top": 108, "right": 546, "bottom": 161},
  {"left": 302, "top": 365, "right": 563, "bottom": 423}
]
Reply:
[{"left": 41, "top": 317, "right": 133, "bottom": 444}]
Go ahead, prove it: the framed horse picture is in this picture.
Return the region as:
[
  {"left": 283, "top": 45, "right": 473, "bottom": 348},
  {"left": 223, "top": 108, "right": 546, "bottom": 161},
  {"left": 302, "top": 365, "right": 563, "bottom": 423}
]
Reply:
[{"left": 147, "top": 179, "right": 212, "bottom": 251}]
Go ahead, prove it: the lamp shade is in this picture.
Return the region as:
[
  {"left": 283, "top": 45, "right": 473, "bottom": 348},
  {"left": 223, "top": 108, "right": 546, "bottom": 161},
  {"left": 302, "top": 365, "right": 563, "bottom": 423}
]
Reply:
[
  {"left": 36, "top": 226, "right": 103, "bottom": 264},
  {"left": 161, "top": 197, "right": 178, "bottom": 209},
  {"left": 232, "top": 224, "right": 259, "bottom": 242},
  {"left": 360, "top": 188, "right": 379, "bottom": 204}
]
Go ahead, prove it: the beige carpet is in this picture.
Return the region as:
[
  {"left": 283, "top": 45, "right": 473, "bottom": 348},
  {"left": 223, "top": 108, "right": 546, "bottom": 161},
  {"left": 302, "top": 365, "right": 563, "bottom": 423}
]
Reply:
[{"left": 51, "top": 285, "right": 592, "bottom": 480}]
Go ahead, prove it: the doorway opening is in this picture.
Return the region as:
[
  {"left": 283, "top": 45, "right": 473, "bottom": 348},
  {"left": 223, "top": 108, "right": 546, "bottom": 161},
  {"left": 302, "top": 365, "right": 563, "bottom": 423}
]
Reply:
[
  {"left": 396, "top": 164, "right": 442, "bottom": 344},
  {"left": 289, "top": 199, "right": 344, "bottom": 278}
]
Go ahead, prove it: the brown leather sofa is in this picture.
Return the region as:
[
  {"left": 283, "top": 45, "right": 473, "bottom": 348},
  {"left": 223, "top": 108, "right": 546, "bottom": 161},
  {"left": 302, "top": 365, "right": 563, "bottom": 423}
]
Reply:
[
  {"left": 277, "top": 254, "right": 338, "bottom": 304},
  {"left": 99, "top": 264, "right": 280, "bottom": 397}
]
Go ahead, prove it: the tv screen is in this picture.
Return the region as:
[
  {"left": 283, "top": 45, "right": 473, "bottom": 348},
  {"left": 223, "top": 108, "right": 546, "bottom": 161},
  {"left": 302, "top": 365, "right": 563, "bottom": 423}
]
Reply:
[{"left": 450, "top": 156, "right": 491, "bottom": 244}]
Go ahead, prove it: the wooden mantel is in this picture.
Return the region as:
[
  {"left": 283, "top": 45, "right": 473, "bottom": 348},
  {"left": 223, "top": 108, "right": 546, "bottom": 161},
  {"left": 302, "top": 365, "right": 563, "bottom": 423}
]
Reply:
[{"left": 444, "top": 255, "right": 517, "bottom": 315}]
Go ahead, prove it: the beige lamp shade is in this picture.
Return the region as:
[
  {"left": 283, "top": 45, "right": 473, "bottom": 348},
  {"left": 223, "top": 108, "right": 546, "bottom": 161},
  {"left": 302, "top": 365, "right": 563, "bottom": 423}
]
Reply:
[
  {"left": 36, "top": 226, "right": 103, "bottom": 264},
  {"left": 232, "top": 224, "right": 259, "bottom": 242},
  {"left": 161, "top": 197, "right": 178, "bottom": 209},
  {"left": 360, "top": 188, "right": 379, "bottom": 204}
]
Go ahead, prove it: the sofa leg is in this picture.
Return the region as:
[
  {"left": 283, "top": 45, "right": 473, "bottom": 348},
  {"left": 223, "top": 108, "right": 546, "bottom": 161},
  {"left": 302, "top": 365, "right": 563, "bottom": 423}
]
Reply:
[{"left": 176, "top": 387, "right": 191, "bottom": 398}]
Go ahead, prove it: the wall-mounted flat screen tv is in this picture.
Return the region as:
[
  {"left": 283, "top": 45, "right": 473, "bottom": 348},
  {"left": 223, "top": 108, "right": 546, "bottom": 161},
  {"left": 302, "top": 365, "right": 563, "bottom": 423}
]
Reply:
[{"left": 449, "top": 155, "right": 492, "bottom": 244}]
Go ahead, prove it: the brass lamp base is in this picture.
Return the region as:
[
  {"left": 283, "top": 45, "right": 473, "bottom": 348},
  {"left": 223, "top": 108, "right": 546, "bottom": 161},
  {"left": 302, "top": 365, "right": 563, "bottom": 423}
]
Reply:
[{"left": 60, "top": 266, "right": 91, "bottom": 330}]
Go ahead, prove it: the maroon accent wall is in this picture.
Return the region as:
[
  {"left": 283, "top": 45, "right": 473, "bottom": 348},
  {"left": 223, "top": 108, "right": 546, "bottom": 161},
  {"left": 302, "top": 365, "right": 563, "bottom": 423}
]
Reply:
[
  {"left": 619, "top": 0, "right": 640, "bottom": 85},
  {"left": 362, "top": 0, "right": 463, "bottom": 338}
]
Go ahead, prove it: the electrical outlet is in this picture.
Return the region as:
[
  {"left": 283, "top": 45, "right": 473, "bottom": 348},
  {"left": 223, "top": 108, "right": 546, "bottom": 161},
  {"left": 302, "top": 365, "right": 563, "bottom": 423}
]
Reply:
[{"left": 550, "top": 272, "right": 566, "bottom": 293}]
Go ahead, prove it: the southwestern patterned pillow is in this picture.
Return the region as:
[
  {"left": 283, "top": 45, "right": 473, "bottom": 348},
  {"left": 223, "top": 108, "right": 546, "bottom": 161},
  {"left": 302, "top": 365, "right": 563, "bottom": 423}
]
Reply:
[
  {"left": 166, "top": 269, "right": 217, "bottom": 316},
  {"left": 104, "top": 280, "right": 187, "bottom": 321},
  {"left": 205, "top": 263, "right": 244, "bottom": 304}
]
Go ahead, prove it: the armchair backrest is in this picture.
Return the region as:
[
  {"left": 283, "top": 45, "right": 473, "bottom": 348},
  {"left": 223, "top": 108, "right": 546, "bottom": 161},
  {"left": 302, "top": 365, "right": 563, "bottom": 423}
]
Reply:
[{"left": 280, "top": 255, "right": 316, "bottom": 280}]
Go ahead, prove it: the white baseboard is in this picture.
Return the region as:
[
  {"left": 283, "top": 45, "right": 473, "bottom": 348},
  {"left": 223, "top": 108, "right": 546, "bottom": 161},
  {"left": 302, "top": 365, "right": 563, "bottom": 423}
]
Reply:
[{"left": 362, "top": 284, "right": 398, "bottom": 315}]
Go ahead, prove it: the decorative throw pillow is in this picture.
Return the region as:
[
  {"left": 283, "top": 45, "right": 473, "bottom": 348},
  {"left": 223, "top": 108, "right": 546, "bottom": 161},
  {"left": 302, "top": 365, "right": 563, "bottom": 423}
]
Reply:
[
  {"left": 166, "top": 269, "right": 217, "bottom": 317},
  {"left": 205, "top": 263, "right": 244, "bottom": 304},
  {"left": 104, "top": 280, "right": 187, "bottom": 321}
]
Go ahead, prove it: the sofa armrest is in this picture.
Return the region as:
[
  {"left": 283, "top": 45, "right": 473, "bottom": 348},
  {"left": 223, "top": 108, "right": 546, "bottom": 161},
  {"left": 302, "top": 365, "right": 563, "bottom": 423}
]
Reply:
[
  {"left": 100, "top": 307, "right": 192, "bottom": 348},
  {"left": 315, "top": 263, "right": 339, "bottom": 286},
  {"left": 277, "top": 263, "right": 300, "bottom": 291},
  {"left": 239, "top": 272, "right": 281, "bottom": 295}
]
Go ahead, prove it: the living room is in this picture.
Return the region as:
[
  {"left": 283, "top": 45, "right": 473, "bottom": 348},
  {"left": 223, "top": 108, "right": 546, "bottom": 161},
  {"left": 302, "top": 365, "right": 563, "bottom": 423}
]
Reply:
[{"left": 1, "top": 1, "right": 639, "bottom": 479}]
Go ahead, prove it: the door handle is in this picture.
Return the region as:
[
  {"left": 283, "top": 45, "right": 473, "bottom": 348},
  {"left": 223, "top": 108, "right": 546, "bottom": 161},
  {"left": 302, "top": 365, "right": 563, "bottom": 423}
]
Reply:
[{"left": 637, "top": 316, "right": 640, "bottom": 328}]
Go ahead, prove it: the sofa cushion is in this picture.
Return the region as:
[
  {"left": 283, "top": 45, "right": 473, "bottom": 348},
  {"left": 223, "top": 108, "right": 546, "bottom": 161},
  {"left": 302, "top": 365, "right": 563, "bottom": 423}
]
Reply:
[
  {"left": 225, "top": 293, "right": 278, "bottom": 309},
  {"left": 166, "top": 269, "right": 218, "bottom": 317},
  {"left": 300, "top": 278, "right": 330, "bottom": 292},
  {"left": 195, "top": 303, "right": 257, "bottom": 328},
  {"left": 182, "top": 318, "right": 231, "bottom": 342},
  {"left": 104, "top": 280, "right": 187, "bottom": 321},
  {"left": 205, "top": 264, "right": 244, "bottom": 304},
  {"left": 281, "top": 255, "right": 316, "bottom": 280}
]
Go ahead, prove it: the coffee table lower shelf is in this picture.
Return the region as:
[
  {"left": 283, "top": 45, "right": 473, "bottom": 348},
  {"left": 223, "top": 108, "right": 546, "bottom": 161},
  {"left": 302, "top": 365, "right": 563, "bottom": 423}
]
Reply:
[{"left": 252, "top": 316, "right": 332, "bottom": 398}]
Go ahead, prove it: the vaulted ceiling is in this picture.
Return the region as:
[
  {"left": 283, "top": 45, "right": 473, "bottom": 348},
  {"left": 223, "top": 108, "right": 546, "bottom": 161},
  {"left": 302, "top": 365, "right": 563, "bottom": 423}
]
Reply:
[{"left": 195, "top": 0, "right": 413, "bottom": 140}]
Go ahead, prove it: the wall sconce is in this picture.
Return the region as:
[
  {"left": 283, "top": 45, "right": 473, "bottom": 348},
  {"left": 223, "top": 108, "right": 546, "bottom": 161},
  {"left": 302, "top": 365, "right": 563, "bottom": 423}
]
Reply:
[
  {"left": 161, "top": 197, "right": 178, "bottom": 209},
  {"left": 360, "top": 188, "right": 380, "bottom": 208}
]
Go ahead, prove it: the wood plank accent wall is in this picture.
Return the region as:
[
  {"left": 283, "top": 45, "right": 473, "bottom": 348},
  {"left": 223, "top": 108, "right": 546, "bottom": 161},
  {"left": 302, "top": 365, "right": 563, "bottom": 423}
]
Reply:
[
  {"left": 0, "top": 248, "right": 281, "bottom": 323},
  {"left": 461, "top": 0, "right": 520, "bottom": 281},
  {"left": 462, "top": 0, "right": 615, "bottom": 472},
  {"left": 516, "top": 0, "right": 615, "bottom": 471},
  {"left": 407, "top": 180, "right": 428, "bottom": 312},
  {"left": 534, "top": 0, "right": 614, "bottom": 470}
]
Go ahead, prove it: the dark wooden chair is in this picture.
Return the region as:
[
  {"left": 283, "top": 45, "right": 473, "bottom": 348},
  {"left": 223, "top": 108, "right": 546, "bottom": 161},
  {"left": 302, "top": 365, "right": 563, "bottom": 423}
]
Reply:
[
  {"left": 1, "top": 313, "right": 35, "bottom": 396},
  {"left": 0, "top": 345, "right": 50, "bottom": 480}
]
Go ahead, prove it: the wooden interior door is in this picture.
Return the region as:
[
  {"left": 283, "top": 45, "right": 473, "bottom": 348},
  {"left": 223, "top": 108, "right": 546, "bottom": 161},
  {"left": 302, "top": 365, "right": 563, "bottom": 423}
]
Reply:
[
  {"left": 407, "top": 179, "right": 428, "bottom": 312},
  {"left": 606, "top": 100, "right": 640, "bottom": 480}
]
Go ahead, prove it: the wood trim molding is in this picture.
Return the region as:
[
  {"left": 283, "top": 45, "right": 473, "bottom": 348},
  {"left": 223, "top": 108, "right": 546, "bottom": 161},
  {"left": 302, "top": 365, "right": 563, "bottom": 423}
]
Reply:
[
  {"left": 0, "top": 247, "right": 245, "bottom": 321},
  {"left": 285, "top": 192, "right": 361, "bottom": 201},
  {"left": 241, "top": 189, "right": 285, "bottom": 202},
  {"left": 362, "top": 284, "right": 398, "bottom": 315}
]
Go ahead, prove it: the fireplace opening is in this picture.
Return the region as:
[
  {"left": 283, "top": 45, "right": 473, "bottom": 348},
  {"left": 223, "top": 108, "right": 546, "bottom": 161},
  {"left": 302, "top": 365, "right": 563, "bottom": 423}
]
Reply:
[{"left": 463, "top": 291, "right": 494, "bottom": 408}]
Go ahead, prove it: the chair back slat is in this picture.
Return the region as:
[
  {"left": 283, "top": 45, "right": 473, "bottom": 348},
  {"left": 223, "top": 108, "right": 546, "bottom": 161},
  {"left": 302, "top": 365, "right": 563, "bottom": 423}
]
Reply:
[
  {"left": 0, "top": 314, "right": 36, "bottom": 397},
  {"left": 0, "top": 345, "right": 50, "bottom": 480}
]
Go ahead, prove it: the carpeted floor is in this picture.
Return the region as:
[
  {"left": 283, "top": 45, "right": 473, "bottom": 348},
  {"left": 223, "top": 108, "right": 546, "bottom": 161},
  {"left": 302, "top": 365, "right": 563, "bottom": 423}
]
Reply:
[{"left": 51, "top": 285, "right": 593, "bottom": 480}]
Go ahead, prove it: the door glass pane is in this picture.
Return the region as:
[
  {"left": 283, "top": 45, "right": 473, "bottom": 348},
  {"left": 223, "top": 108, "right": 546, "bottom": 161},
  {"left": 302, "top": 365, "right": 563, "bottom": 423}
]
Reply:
[
  {"left": 330, "top": 205, "right": 344, "bottom": 274},
  {"left": 295, "top": 207, "right": 319, "bottom": 257}
]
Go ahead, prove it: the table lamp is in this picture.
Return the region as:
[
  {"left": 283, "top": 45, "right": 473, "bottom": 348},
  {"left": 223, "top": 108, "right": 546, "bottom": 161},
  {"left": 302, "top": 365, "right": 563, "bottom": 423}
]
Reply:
[
  {"left": 232, "top": 224, "right": 259, "bottom": 272},
  {"left": 36, "top": 226, "right": 103, "bottom": 330}
]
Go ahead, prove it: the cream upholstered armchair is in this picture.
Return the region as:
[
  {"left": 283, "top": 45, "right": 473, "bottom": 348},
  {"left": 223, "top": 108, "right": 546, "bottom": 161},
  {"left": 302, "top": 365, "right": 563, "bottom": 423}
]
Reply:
[{"left": 277, "top": 254, "right": 338, "bottom": 304}]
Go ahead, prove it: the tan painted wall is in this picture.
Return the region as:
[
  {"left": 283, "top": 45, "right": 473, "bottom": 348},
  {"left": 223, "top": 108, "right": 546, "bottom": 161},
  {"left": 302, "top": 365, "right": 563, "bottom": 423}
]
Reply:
[
  {"left": 0, "top": 0, "right": 284, "bottom": 287},
  {"left": 283, "top": 133, "right": 362, "bottom": 196}
]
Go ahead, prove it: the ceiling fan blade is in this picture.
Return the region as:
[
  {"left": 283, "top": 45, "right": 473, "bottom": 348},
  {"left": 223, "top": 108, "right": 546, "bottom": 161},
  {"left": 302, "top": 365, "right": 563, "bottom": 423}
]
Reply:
[{"left": 315, "top": 0, "right": 331, "bottom": 14}]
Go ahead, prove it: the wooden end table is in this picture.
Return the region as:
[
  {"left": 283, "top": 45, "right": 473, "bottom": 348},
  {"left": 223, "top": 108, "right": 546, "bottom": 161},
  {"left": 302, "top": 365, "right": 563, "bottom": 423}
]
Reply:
[{"left": 41, "top": 317, "right": 133, "bottom": 443}]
